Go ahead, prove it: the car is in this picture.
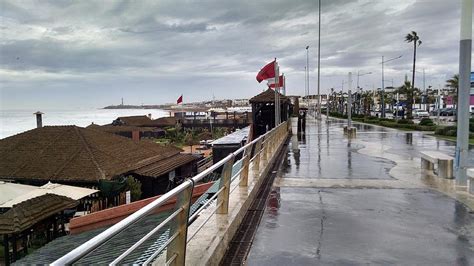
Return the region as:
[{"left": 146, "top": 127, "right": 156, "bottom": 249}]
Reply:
[
  {"left": 413, "top": 109, "right": 430, "bottom": 118},
  {"left": 444, "top": 108, "right": 456, "bottom": 116}
]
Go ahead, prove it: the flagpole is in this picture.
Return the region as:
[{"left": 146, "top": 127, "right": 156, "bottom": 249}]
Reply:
[{"left": 274, "top": 59, "right": 279, "bottom": 126}]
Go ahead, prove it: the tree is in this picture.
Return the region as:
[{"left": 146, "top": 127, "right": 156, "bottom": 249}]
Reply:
[
  {"left": 446, "top": 74, "right": 459, "bottom": 119},
  {"left": 184, "top": 132, "right": 198, "bottom": 153},
  {"left": 446, "top": 74, "right": 459, "bottom": 90},
  {"left": 405, "top": 31, "right": 422, "bottom": 119},
  {"left": 125, "top": 176, "right": 142, "bottom": 202}
]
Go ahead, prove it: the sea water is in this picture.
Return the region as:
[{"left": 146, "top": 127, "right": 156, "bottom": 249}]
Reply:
[{"left": 0, "top": 108, "right": 169, "bottom": 139}]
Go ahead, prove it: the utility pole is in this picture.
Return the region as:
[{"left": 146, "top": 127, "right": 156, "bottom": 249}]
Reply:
[{"left": 455, "top": 0, "right": 472, "bottom": 187}]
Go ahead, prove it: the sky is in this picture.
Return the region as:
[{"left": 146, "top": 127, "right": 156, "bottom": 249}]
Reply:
[{"left": 0, "top": 0, "right": 472, "bottom": 110}]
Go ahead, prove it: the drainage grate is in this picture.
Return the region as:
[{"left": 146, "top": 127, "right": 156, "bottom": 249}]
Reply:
[{"left": 220, "top": 140, "right": 288, "bottom": 265}]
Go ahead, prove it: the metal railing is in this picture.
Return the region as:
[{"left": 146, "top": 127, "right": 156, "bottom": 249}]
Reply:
[{"left": 52, "top": 121, "right": 288, "bottom": 266}]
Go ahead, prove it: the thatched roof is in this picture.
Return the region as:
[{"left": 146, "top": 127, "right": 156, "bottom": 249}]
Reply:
[
  {"left": 116, "top": 115, "right": 157, "bottom": 127},
  {"left": 86, "top": 124, "right": 162, "bottom": 133},
  {"left": 134, "top": 153, "right": 197, "bottom": 177},
  {"left": 153, "top": 117, "right": 177, "bottom": 127},
  {"left": 0, "top": 126, "right": 183, "bottom": 183},
  {"left": 249, "top": 88, "right": 289, "bottom": 103},
  {"left": 0, "top": 194, "right": 78, "bottom": 234}
]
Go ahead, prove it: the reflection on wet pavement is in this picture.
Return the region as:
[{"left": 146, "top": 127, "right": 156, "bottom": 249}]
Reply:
[
  {"left": 248, "top": 187, "right": 474, "bottom": 265},
  {"left": 246, "top": 117, "right": 474, "bottom": 265}
]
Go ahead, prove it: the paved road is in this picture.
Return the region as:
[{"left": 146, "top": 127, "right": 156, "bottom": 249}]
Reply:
[{"left": 247, "top": 116, "right": 474, "bottom": 265}]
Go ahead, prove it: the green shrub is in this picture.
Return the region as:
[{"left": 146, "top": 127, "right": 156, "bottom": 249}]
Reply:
[
  {"left": 126, "top": 176, "right": 142, "bottom": 202},
  {"left": 397, "top": 119, "right": 414, "bottom": 125},
  {"left": 435, "top": 126, "right": 457, "bottom": 136},
  {"left": 419, "top": 118, "right": 434, "bottom": 126}
]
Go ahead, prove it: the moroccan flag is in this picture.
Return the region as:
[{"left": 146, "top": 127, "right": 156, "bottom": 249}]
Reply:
[
  {"left": 268, "top": 75, "right": 284, "bottom": 88},
  {"left": 256, "top": 60, "right": 276, "bottom": 83},
  {"left": 177, "top": 95, "right": 183, "bottom": 104}
]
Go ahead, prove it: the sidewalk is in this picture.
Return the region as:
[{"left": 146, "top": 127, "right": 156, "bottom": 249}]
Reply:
[{"left": 247, "top": 116, "right": 474, "bottom": 265}]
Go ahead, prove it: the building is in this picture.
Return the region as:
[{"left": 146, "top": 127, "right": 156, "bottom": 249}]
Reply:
[
  {"left": 232, "top": 98, "right": 250, "bottom": 107},
  {"left": 211, "top": 127, "right": 250, "bottom": 164},
  {"left": 250, "top": 89, "right": 291, "bottom": 137},
  {"left": 0, "top": 126, "right": 199, "bottom": 201},
  {"left": 86, "top": 124, "right": 165, "bottom": 139}
]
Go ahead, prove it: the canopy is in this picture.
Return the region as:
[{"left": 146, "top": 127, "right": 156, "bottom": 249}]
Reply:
[{"left": 0, "top": 182, "right": 98, "bottom": 208}]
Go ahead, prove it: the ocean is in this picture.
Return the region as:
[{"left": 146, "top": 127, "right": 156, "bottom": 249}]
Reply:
[{"left": 0, "top": 108, "right": 169, "bottom": 139}]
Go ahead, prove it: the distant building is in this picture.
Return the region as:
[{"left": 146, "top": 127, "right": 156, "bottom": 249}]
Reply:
[
  {"left": 232, "top": 98, "right": 250, "bottom": 106},
  {"left": 87, "top": 124, "right": 165, "bottom": 139}
]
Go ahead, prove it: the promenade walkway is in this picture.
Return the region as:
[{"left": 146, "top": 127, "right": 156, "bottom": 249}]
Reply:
[{"left": 247, "top": 116, "right": 474, "bottom": 265}]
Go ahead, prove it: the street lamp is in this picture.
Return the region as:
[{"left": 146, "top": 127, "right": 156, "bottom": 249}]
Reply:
[
  {"left": 356, "top": 71, "right": 372, "bottom": 115},
  {"left": 381, "top": 55, "right": 402, "bottom": 117},
  {"left": 357, "top": 71, "right": 372, "bottom": 89},
  {"left": 317, "top": 0, "right": 321, "bottom": 120},
  {"left": 306, "top": 46, "right": 310, "bottom": 115}
]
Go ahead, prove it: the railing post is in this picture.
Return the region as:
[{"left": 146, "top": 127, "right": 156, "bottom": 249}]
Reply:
[
  {"left": 166, "top": 181, "right": 193, "bottom": 266},
  {"left": 217, "top": 154, "right": 235, "bottom": 214},
  {"left": 252, "top": 138, "right": 263, "bottom": 173},
  {"left": 239, "top": 142, "right": 254, "bottom": 187},
  {"left": 262, "top": 137, "right": 268, "bottom": 163}
]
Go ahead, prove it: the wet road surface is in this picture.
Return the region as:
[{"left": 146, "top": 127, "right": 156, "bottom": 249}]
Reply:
[{"left": 246, "top": 117, "right": 474, "bottom": 265}]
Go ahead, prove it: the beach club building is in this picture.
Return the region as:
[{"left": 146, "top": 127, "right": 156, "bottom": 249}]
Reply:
[{"left": 0, "top": 125, "right": 199, "bottom": 207}]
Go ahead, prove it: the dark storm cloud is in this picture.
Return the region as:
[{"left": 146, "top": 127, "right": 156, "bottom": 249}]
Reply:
[{"left": 0, "top": 0, "right": 471, "bottom": 109}]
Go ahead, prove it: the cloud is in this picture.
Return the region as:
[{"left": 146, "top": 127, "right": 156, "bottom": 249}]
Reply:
[{"left": 0, "top": 0, "right": 471, "bottom": 109}]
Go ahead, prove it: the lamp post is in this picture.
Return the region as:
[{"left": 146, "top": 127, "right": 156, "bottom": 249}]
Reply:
[
  {"left": 357, "top": 71, "right": 372, "bottom": 115},
  {"left": 357, "top": 71, "right": 372, "bottom": 90},
  {"left": 455, "top": 0, "right": 472, "bottom": 187},
  {"left": 381, "top": 55, "right": 402, "bottom": 117},
  {"left": 306, "top": 46, "right": 310, "bottom": 113},
  {"left": 317, "top": 0, "right": 322, "bottom": 120}
]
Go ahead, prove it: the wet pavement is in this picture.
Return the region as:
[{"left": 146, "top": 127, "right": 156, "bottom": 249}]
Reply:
[{"left": 246, "top": 116, "right": 474, "bottom": 265}]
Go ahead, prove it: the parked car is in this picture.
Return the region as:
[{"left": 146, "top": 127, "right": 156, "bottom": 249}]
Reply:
[
  {"left": 413, "top": 109, "right": 430, "bottom": 118},
  {"left": 443, "top": 108, "right": 456, "bottom": 116}
]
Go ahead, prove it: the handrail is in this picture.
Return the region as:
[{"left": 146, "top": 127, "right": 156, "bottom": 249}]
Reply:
[
  {"left": 51, "top": 179, "right": 194, "bottom": 265},
  {"left": 52, "top": 121, "right": 288, "bottom": 265}
]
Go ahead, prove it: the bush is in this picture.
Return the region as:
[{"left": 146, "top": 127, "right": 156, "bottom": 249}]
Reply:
[
  {"left": 419, "top": 118, "right": 434, "bottom": 126},
  {"left": 397, "top": 119, "right": 414, "bottom": 125},
  {"left": 435, "top": 126, "right": 457, "bottom": 136},
  {"left": 126, "top": 176, "right": 142, "bottom": 201}
]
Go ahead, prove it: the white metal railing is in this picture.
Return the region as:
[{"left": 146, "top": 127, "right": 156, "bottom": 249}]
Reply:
[{"left": 52, "top": 121, "right": 288, "bottom": 266}]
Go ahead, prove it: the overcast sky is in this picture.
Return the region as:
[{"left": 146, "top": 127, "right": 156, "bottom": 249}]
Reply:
[{"left": 0, "top": 0, "right": 472, "bottom": 110}]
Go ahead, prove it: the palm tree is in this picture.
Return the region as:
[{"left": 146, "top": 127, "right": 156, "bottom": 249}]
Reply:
[
  {"left": 446, "top": 74, "right": 459, "bottom": 119},
  {"left": 405, "top": 31, "right": 422, "bottom": 119},
  {"left": 446, "top": 74, "right": 459, "bottom": 93}
]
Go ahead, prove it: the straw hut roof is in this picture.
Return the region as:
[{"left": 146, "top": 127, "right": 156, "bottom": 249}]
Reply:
[
  {"left": 0, "top": 194, "right": 78, "bottom": 234},
  {"left": 0, "top": 126, "right": 184, "bottom": 183},
  {"left": 249, "top": 88, "right": 289, "bottom": 103},
  {"left": 115, "top": 115, "right": 157, "bottom": 127}
]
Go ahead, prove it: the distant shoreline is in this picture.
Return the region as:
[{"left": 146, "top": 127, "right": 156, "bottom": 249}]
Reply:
[{"left": 103, "top": 104, "right": 172, "bottom": 110}]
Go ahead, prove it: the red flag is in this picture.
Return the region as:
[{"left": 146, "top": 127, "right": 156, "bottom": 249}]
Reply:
[
  {"left": 177, "top": 95, "right": 183, "bottom": 104},
  {"left": 268, "top": 75, "right": 284, "bottom": 88},
  {"left": 256, "top": 60, "right": 276, "bottom": 83}
]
